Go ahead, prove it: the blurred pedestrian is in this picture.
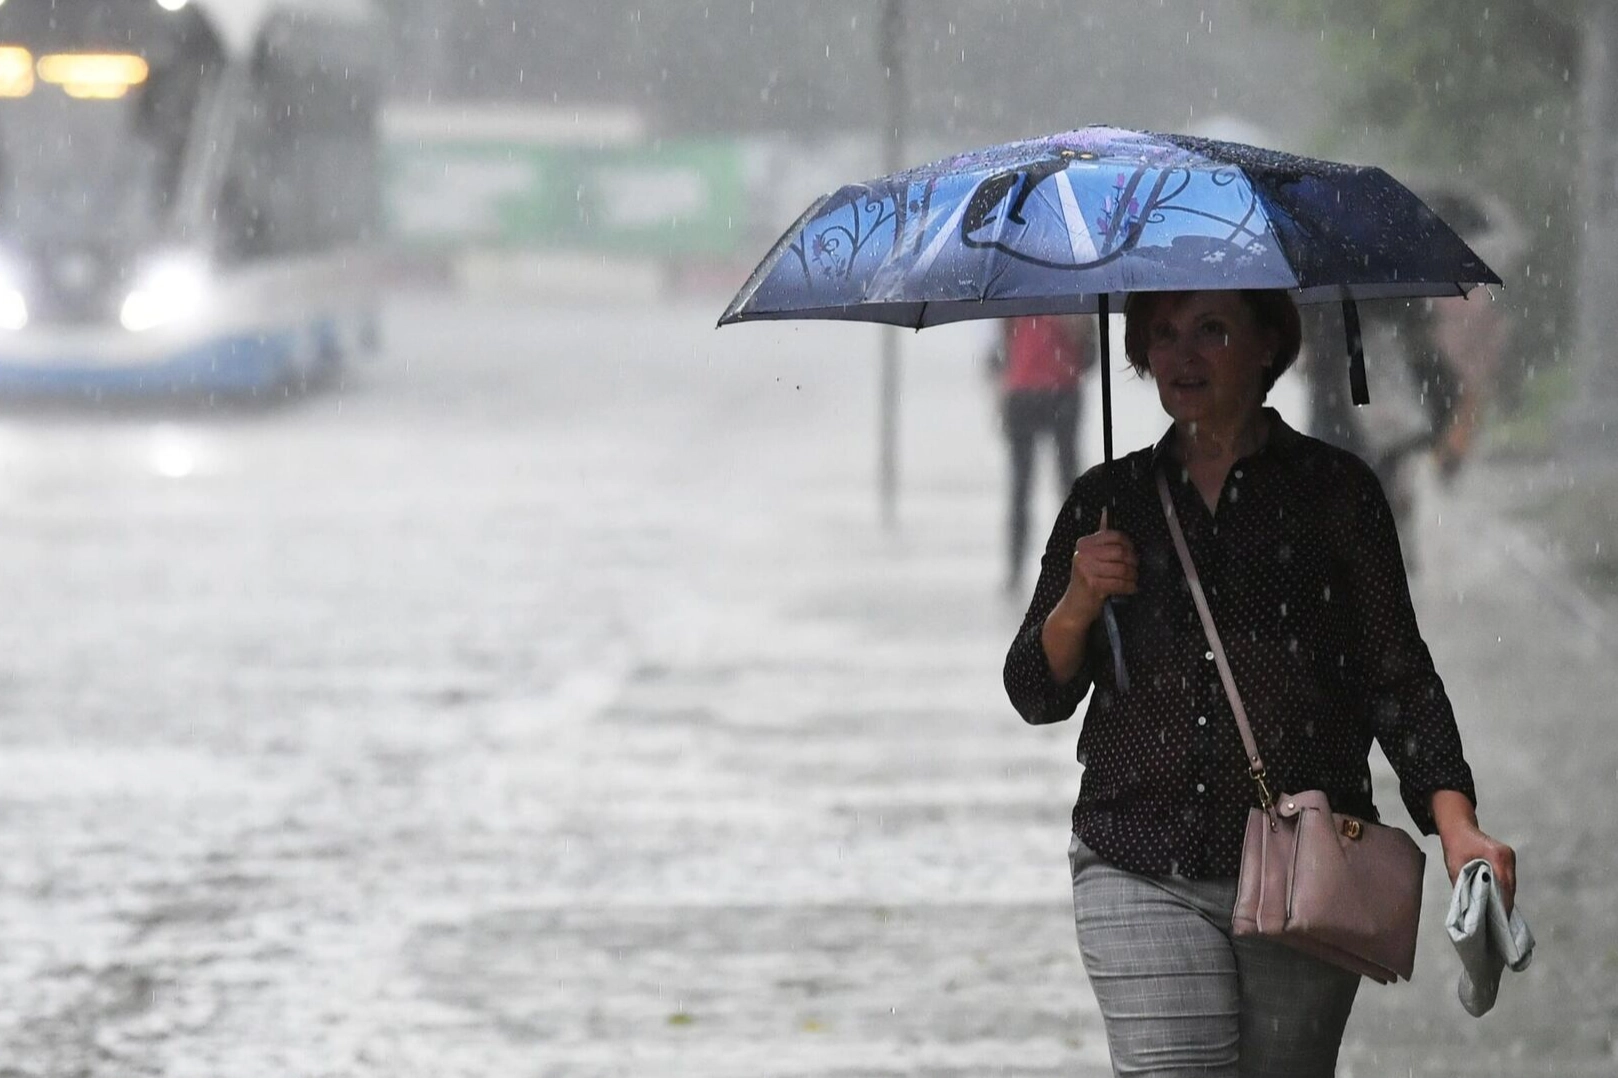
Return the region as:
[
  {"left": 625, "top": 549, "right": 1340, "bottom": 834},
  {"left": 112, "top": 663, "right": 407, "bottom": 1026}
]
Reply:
[
  {"left": 1418, "top": 187, "right": 1522, "bottom": 481},
  {"left": 1003, "top": 289, "right": 1517, "bottom": 1076},
  {"left": 1304, "top": 291, "right": 1512, "bottom": 574},
  {"left": 1303, "top": 187, "right": 1519, "bottom": 571},
  {"left": 1427, "top": 288, "right": 1511, "bottom": 476},
  {"left": 987, "top": 314, "right": 1094, "bottom": 595}
]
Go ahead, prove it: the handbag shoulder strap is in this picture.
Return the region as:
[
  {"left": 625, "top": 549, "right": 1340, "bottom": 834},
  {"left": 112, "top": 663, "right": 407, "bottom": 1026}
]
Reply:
[{"left": 1154, "top": 469, "right": 1277, "bottom": 808}]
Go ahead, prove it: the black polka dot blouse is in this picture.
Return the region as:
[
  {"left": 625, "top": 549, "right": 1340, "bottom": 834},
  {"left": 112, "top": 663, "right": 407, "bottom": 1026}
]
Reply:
[{"left": 1003, "top": 409, "right": 1477, "bottom": 879}]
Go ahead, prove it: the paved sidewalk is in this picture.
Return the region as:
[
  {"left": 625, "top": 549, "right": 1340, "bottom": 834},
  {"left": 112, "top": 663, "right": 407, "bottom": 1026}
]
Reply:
[{"left": 486, "top": 309, "right": 1617, "bottom": 1076}]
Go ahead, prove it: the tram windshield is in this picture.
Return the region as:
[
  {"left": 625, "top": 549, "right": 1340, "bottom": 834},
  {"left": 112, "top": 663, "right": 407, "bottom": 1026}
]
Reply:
[
  {"left": 0, "top": 69, "right": 167, "bottom": 247},
  {"left": 0, "top": 1, "right": 222, "bottom": 252}
]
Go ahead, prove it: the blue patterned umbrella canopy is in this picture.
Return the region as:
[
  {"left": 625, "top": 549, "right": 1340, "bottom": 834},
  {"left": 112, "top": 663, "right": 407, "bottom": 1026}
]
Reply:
[{"left": 720, "top": 126, "right": 1499, "bottom": 328}]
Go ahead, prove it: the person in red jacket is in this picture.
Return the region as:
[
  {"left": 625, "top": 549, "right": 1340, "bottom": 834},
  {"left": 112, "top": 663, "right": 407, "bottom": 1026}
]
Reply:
[{"left": 990, "top": 314, "right": 1094, "bottom": 594}]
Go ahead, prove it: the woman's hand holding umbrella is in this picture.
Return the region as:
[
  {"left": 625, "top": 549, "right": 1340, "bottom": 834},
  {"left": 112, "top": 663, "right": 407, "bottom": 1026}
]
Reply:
[{"left": 1041, "top": 509, "right": 1137, "bottom": 685}]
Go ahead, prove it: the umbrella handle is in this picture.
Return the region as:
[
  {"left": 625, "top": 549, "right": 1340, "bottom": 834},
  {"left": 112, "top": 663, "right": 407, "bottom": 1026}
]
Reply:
[
  {"left": 1095, "top": 294, "right": 1127, "bottom": 691},
  {"left": 1102, "top": 597, "right": 1129, "bottom": 694}
]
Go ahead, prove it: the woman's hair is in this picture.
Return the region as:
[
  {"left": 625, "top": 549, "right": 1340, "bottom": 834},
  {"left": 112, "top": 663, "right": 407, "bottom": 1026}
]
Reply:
[{"left": 1122, "top": 290, "right": 1303, "bottom": 395}]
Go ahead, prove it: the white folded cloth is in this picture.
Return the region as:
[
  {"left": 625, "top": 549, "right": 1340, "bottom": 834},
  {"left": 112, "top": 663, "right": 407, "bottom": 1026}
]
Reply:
[{"left": 1445, "top": 857, "right": 1535, "bottom": 1017}]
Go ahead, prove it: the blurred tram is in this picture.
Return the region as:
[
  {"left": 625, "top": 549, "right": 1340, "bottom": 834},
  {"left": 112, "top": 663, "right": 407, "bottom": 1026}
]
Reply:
[{"left": 0, "top": 0, "right": 383, "bottom": 398}]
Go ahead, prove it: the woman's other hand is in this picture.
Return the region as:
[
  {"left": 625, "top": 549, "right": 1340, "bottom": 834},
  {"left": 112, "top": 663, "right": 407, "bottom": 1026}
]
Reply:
[
  {"left": 1041, "top": 509, "right": 1137, "bottom": 683},
  {"left": 1432, "top": 788, "right": 1517, "bottom": 912}
]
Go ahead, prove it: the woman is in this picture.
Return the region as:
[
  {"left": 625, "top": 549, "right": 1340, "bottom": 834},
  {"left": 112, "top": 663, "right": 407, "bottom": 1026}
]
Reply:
[{"left": 1002, "top": 289, "right": 1516, "bottom": 1077}]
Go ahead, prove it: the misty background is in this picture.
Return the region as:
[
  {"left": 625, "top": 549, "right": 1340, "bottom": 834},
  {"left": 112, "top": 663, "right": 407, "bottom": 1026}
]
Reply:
[{"left": 379, "top": 0, "right": 1598, "bottom": 427}]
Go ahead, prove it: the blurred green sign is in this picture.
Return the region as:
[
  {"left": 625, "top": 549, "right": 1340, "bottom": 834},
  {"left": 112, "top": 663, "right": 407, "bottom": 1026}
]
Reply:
[{"left": 385, "top": 139, "right": 745, "bottom": 255}]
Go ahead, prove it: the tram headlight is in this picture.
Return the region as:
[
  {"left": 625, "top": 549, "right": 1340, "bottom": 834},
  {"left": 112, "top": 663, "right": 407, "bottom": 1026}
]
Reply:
[
  {"left": 120, "top": 254, "right": 207, "bottom": 332},
  {"left": 0, "top": 287, "right": 25, "bottom": 331},
  {"left": 0, "top": 254, "right": 27, "bottom": 330}
]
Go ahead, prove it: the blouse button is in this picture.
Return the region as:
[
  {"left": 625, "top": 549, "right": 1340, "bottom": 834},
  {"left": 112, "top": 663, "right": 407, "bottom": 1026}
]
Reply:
[
  {"left": 1197, "top": 716, "right": 1207, "bottom": 726},
  {"left": 1234, "top": 469, "right": 1244, "bottom": 479},
  {"left": 1196, "top": 783, "right": 1207, "bottom": 793},
  {"left": 1204, "top": 650, "right": 1215, "bottom": 661}
]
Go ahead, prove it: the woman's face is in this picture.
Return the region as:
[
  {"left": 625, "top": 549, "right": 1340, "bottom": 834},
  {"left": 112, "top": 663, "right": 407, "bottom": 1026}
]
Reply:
[{"left": 1143, "top": 291, "right": 1278, "bottom": 431}]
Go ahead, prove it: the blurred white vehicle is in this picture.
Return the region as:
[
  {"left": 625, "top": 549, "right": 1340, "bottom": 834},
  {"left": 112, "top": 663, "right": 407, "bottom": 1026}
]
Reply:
[{"left": 0, "top": 0, "right": 384, "bottom": 398}]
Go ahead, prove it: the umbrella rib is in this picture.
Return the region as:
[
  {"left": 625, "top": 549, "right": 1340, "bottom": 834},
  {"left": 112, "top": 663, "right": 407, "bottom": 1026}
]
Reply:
[
  {"left": 1053, "top": 170, "right": 1100, "bottom": 265},
  {"left": 908, "top": 195, "right": 975, "bottom": 281}
]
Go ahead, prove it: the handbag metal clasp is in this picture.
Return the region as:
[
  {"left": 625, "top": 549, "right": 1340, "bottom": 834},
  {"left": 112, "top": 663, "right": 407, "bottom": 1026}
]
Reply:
[
  {"left": 1249, "top": 767, "right": 1274, "bottom": 808},
  {"left": 1250, "top": 767, "right": 1279, "bottom": 829}
]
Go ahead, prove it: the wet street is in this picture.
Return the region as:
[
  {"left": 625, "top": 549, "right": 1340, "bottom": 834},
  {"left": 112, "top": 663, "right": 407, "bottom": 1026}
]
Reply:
[{"left": 0, "top": 291, "right": 1611, "bottom": 1076}]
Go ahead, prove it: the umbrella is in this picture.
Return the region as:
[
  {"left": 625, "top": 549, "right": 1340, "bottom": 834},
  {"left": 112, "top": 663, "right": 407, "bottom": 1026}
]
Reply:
[
  {"left": 719, "top": 125, "right": 1501, "bottom": 687},
  {"left": 721, "top": 126, "right": 1501, "bottom": 424}
]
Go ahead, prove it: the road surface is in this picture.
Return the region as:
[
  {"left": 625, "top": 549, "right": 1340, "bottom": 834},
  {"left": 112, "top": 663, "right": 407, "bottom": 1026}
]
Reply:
[{"left": 0, "top": 292, "right": 1607, "bottom": 1076}]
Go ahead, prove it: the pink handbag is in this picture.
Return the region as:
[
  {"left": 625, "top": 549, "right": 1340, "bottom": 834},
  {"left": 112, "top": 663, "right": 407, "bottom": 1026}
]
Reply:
[{"left": 1157, "top": 471, "right": 1425, "bottom": 984}]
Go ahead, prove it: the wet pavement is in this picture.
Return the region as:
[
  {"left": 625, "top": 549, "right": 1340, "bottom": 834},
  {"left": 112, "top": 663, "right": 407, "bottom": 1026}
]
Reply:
[{"left": 0, "top": 293, "right": 1609, "bottom": 1075}]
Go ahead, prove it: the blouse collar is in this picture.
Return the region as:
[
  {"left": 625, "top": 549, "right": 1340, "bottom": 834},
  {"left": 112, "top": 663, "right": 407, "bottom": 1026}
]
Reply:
[{"left": 1150, "top": 407, "right": 1302, "bottom": 471}]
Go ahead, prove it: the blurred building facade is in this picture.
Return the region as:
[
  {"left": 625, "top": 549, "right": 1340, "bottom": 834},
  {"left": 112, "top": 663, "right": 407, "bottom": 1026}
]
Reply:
[
  {"left": 376, "top": 1, "right": 1324, "bottom": 145},
  {"left": 371, "top": 1, "right": 1329, "bottom": 292}
]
